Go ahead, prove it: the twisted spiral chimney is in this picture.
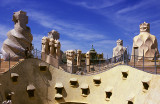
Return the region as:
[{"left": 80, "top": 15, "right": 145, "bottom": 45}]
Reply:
[{"left": 1, "top": 10, "right": 33, "bottom": 60}]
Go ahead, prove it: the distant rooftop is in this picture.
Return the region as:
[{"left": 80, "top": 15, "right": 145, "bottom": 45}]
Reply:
[{"left": 90, "top": 45, "right": 96, "bottom": 53}]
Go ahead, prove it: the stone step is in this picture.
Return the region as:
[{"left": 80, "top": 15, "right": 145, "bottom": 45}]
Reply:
[
  {"left": 0, "top": 60, "right": 19, "bottom": 73},
  {"left": 0, "top": 68, "right": 9, "bottom": 73},
  {"left": 1, "top": 62, "right": 17, "bottom": 67}
]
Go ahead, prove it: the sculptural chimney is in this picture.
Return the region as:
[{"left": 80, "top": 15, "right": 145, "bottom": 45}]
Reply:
[
  {"left": 77, "top": 49, "right": 82, "bottom": 66},
  {"left": 1, "top": 10, "right": 33, "bottom": 60},
  {"left": 131, "top": 22, "right": 159, "bottom": 61},
  {"left": 113, "top": 39, "right": 127, "bottom": 58},
  {"left": 66, "top": 50, "right": 75, "bottom": 73},
  {"left": 86, "top": 51, "right": 90, "bottom": 72}
]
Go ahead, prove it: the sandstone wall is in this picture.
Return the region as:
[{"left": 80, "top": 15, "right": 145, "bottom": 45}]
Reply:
[{"left": 0, "top": 59, "right": 160, "bottom": 104}]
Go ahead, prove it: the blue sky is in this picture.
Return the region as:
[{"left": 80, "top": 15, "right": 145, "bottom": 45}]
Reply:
[{"left": 0, "top": 0, "right": 160, "bottom": 58}]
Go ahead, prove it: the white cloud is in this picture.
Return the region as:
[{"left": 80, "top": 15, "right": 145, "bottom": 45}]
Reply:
[
  {"left": 62, "top": 0, "right": 141, "bottom": 33},
  {"left": 63, "top": 0, "right": 124, "bottom": 9},
  {"left": 0, "top": 0, "right": 22, "bottom": 7},
  {"left": 94, "top": 40, "right": 116, "bottom": 45},
  {"left": 150, "top": 20, "right": 160, "bottom": 30},
  {"left": 89, "top": 40, "right": 116, "bottom": 58},
  {"left": 0, "top": 24, "right": 11, "bottom": 44},
  {"left": 32, "top": 34, "right": 45, "bottom": 51},
  {"left": 62, "top": 31, "right": 106, "bottom": 41},
  {"left": 65, "top": 0, "right": 160, "bottom": 35},
  {"left": 25, "top": 9, "right": 116, "bottom": 58},
  {"left": 61, "top": 40, "right": 84, "bottom": 51},
  {"left": 117, "top": 0, "right": 154, "bottom": 14},
  {"left": 26, "top": 9, "right": 107, "bottom": 41},
  {"left": 0, "top": 24, "right": 11, "bottom": 52},
  {"left": 0, "top": 24, "right": 10, "bottom": 37},
  {"left": 0, "top": 41, "right": 2, "bottom": 52},
  {"left": 27, "top": 9, "right": 81, "bottom": 30},
  {"left": 151, "top": 20, "right": 160, "bottom": 25}
]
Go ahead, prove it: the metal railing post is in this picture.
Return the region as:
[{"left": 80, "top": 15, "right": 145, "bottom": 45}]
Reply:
[
  {"left": 107, "top": 54, "right": 108, "bottom": 64},
  {"left": 155, "top": 51, "right": 157, "bottom": 74},
  {"left": 143, "top": 49, "right": 144, "bottom": 71},
  {"left": 123, "top": 49, "right": 124, "bottom": 64},
  {"left": 33, "top": 49, "right": 35, "bottom": 56},
  {"left": 0, "top": 55, "right": 1, "bottom": 70},
  {"left": 36, "top": 48, "right": 37, "bottom": 58},
  {"left": 9, "top": 53, "right": 10, "bottom": 71},
  {"left": 99, "top": 60, "right": 100, "bottom": 71},
  {"left": 111, "top": 57, "right": 112, "bottom": 65},
  {"left": 134, "top": 48, "right": 135, "bottom": 68},
  {"left": 127, "top": 50, "right": 129, "bottom": 65}
]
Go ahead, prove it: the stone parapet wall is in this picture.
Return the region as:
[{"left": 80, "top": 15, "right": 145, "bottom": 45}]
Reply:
[{"left": 1, "top": 59, "right": 160, "bottom": 104}]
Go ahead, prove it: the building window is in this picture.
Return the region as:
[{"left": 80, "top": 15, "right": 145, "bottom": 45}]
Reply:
[
  {"left": 55, "top": 83, "right": 63, "bottom": 100},
  {"left": 81, "top": 84, "right": 89, "bottom": 97},
  {"left": 128, "top": 101, "right": 133, "bottom": 104},
  {"left": 27, "top": 90, "right": 35, "bottom": 97},
  {"left": 11, "top": 73, "right": 19, "bottom": 82},
  {"left": 55, "top": 93, "right": 63, "bottom": 100},
  {"left": 70, "top": 78, "right": 78, "bottom": 86},
  {"left": 121, "top": 70, "right": 129, "bottom": 80},
  {"left": 39, "top": 63, "right": 47, "bottom": 71},
  {"left": 82, "top": 89, "right": 88, "bottom": 95},
  {"left": 122, "top": 72, "right": 128, "bottom": 78},
  {"left": 126, "top": 94, "right": 134, "bottom": 104},
  {"left": 27, "top": 84, "right": 35, "bottom": 97},
  {"left": 142, "top": 78, "right": 150, "bottom": 92},
  {"left": 93, "top": 76, "right": 101, "bottom": 85},
  {"left": 142, "top": 82, "right": 149, "bottom": 91},
  {"left": 105, "top": 87, "right": 113, "bottom": 101},
  {"left": 106, "top": 92, "right": 112, "bottom": 100},
  {"left": 5, "top": 92, "right": 14, "bottom": 100}
]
